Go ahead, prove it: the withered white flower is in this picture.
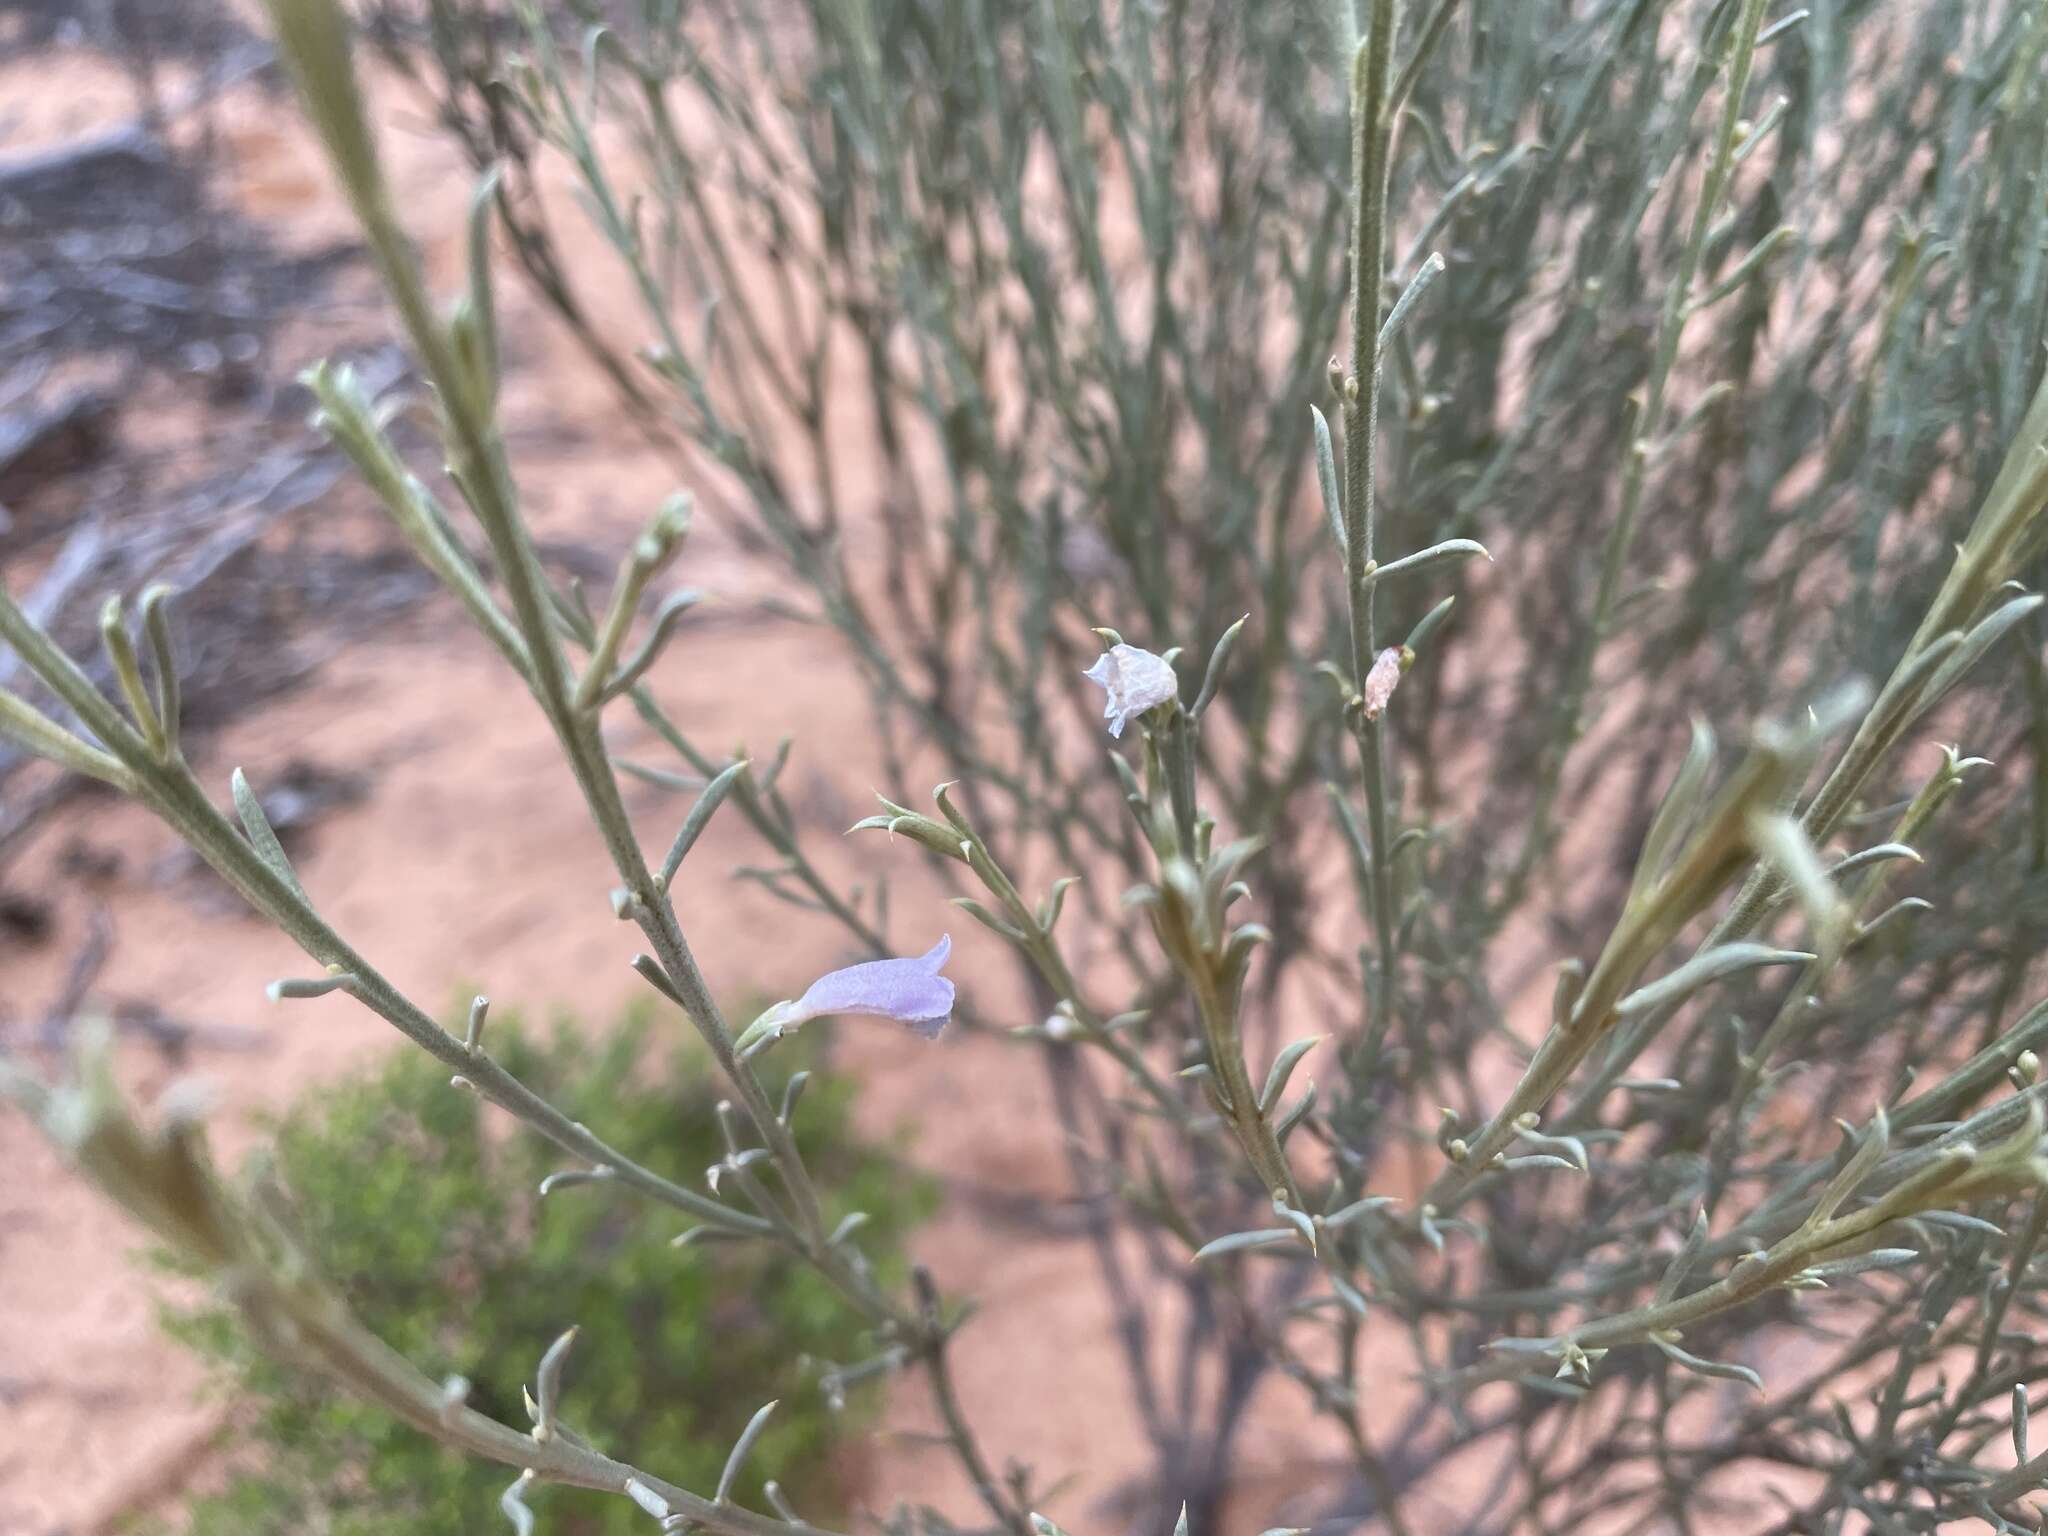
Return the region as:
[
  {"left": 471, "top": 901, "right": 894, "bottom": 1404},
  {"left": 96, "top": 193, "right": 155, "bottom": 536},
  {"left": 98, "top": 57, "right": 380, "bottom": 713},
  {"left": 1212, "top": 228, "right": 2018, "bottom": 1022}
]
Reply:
[
  {"left": 1083, "top": 643, "right": 1178, "bottom": 738},
  {"left": 1362, "top": 647, "right": 1404, "bottom": 720}
]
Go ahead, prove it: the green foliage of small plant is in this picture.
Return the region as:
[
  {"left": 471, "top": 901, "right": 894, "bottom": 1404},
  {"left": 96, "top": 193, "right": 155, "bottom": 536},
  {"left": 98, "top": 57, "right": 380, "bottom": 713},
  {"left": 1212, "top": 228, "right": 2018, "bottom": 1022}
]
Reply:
[{"left": 162, "top": 1014, "right": 931, "bottom": 1535}]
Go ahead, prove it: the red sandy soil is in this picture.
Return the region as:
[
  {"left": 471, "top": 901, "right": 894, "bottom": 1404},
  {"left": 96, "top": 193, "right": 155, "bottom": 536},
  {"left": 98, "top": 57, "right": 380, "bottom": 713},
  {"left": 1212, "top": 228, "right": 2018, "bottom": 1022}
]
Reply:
[{"left": 0, "top": 44, "right": 1365, "bottom": 1536}]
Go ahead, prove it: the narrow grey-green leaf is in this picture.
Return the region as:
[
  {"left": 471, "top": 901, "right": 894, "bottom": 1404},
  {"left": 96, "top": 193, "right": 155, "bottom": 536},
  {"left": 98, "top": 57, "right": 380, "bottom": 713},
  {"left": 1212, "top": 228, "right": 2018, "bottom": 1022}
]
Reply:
[
  {"left": 1329, "top": 1272, "right": 1369, "bottom": 1318},
  {"left": 532, "top": 1325, "right": 578, "bottom": 1434},
  {"left": 1615, "top": 944, "right": 1816, "bottom": 1018},
  {"left": 624, "top": 1480, "right": 672, "bottom": 1520},
  {"left": 1310, "top": 404, "right": 1345, "bottom": 555},
  {"left": 464, "top": 163, "right": 503, "bottom": 394},
  {"left": 1802, "top": 1247, "right": 1917, "bottom": 1280},
  {"left": 232, "top": 767, "right": 309, "bottom": 903},
  {"left": 1323, "top": 1195, "right": 1398, "bottom": 1229},
  {"left": 1193, "top": 614, "right": 1250, "bottom": 717},
  {"left": 1503, "top": 1154, "right": 1581, "bottom": 1173},
  {"left": 1827, "top": 842, "right": 1922, "bottom": 883},
  {"left": 1274, "top": 1080, "right": 1318, "bottom": 1143},
  {"left": 1039, "top": 876, "right": 1081, "bottom": 932},
  {"left": 778, "top": 1070, "right": 811, "bottom": 1124},
  {"left": 828, "top": 1211, "right": 870, "bottom": 1247},
  {"left": 1484, "top": 1334, "right": 1566, "bottom": 1355},
  {"left": 600, "top": 588, "right": 704, "bottom": 702},
  {"left": 951, "top": 895, "right": 1029, "bottom": 944},
  {"left": 1361, "top": 538, "right": 1491, "bottom": 589},
  {"left": 0, "top": 690, "right": 125, "bottom": 782},
  {"left": 717, "top": 1400, "right": 779, "bottom": 1503},
  {"left": 1377, "top": 251, "right": 1446, "bottom": 351},
  {"left": 266, "top": 973, "right": 354, "bottom": 1002},
  {"left": 138, "top": 584, "right": 181, "bottom": 747},
  {"left": 1191, "top": 1227, "right": 1298, "bottom": 1262},
  {"left": 1687, "top": 223, "right": 1795, "bottom": 312},
  {"left": 1631, "top": 720, "right": 1715, "bottom": 906},
  {"left": 1653, "top": 1338, "right": 1763, "bottom": 1392},
  {"left": 1756, "top": 7, "right": 1810, "bottom": 45},
  {"left": 1511, "top": 1122, "right": 1590, "bottom": 1172},
  {"left": 1273, "top": 1194, "right": 1318, "bottom": 1251},
  {"left": 1922, "top": 593, "right": 2043, "bottom": 710},
  {"left": 1405, "top": 594, "right": 1457, "bottom": 652},
  {"left": 764, "top": 1480, "right": 803, "bottom": 1524},
  {"left": 537, "top": 1167, "right": 615, "bottom": 1198},
  {"left": 630, "top": 953, "right": 686, "bottom": 1006},
  {"left": 500, "top": 1472, "right": 536, "bottom": 1536},
  {"left": 659, "top": 756, "right": 750, "bottom": 885},
  {"left": 1654, "top": 1209, "right": 1712, "bottom": 1304},
  {"left": 1913, "top": 1209, "right": 2007, "bottom": 1237},
  {"left": 1259, "top": 1035, "right": 1324, "bottom": 1115},
  {"left": 1855, "top": 897, "right": 1933, "bottom": 944},
  {"left": 1811, "top": 1111, "right": 1890, "bottom": 1227}
]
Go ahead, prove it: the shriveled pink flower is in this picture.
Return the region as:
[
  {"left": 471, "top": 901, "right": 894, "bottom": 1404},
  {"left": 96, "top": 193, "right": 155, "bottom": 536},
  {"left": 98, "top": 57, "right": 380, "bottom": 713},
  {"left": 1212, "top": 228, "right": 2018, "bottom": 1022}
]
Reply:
[
  {"left": 1084, "top": 643, "right": 1178, "bottom": 738},
  {"left": 1362, "top": 647, "right": 1404, "bottom": 720}
]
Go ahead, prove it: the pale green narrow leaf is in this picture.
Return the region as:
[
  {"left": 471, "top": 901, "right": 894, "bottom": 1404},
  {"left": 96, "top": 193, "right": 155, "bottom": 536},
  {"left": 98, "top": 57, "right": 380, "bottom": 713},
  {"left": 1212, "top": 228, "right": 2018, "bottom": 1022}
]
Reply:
[
  {"left": 1311, "top": 404, "right": 1345, "bottom": 555},
  {"left": 1653, "top": 1337, "right": 1763, "bottom": 1392},
  {"left": 1615, "top": 944, "right": 1815, "bottom": 1018},
  {"left": 232, "top": 768, "right": 310, "bottom": 904},
  {"left": 658, "top": 756, "right": 750, "bottom": 886},
  {"left": 717, "top": 1400, "right": 779, "bottom": 1503},
  {"left": 1191, "top": 1228, "right": 1298, "bottom": 1263},
  {"left": 1405, "top": 594, "right": 1458, "bottom": 652},
  {"left": 1922, "top": 593, "right": 2044, "bottom": 712},
  {"left": 1630, "top": 720, "right": 1716, "bottom": 906},
  {"left": 1259, "top": 1036, "right": 1324, "bottom": 1115},
  {"left": 1361, "top": 538, "right": 1492, "bottom": 589}
]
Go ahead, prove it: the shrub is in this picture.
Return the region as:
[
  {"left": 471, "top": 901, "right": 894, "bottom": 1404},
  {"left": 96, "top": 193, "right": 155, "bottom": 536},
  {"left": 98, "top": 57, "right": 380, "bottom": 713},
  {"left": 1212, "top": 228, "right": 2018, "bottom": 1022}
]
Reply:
[
  {"left": 163, "top": 1016, "right": 930, "bottom": 1535},
  {"left": 6, "top": 0, "right": 2048, "bottom": 1532}
]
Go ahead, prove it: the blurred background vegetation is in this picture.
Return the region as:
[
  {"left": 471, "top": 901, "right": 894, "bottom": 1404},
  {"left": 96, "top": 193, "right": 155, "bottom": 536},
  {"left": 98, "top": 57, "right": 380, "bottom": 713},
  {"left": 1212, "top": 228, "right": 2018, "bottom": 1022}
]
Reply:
[{"left": 158, "top": 1017, "right": 930, "bottom": 1534}]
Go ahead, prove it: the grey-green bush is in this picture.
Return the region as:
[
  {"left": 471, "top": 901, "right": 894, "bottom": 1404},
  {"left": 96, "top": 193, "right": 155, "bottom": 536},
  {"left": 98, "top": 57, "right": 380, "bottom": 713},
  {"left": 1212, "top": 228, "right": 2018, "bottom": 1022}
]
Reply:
[{"left": 7, "top": 0, "right": 2048, "bottom": 1532}]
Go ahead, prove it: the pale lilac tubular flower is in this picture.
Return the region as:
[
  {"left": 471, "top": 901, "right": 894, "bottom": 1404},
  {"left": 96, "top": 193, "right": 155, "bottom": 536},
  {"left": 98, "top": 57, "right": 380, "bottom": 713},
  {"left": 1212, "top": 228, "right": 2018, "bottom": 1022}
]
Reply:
[
  {"left": 1362, "top": 646, "right": 1405, "bottom": 720},
  {"left": 1083, "top": 643, "right": 1178, "bottom": 738},
  {"left": 745, "top": 936, "right": 956, "bottom": 1050}
]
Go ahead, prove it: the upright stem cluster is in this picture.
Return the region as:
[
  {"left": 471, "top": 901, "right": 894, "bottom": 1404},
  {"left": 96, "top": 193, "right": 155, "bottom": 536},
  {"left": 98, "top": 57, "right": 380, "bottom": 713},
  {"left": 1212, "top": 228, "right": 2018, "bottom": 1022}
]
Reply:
[{"left": 1342, "top": 0, "right": 1403, "bottom": 1067}]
